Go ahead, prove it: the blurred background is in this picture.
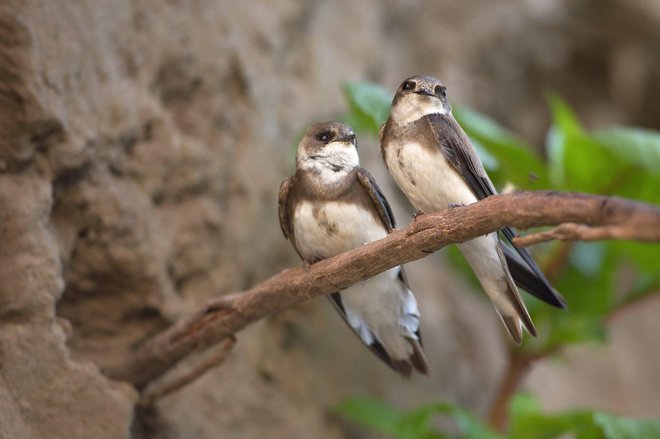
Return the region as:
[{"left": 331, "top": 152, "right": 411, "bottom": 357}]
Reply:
[{"left": 0, "top": 1, "right": 658, "bottom": 438}]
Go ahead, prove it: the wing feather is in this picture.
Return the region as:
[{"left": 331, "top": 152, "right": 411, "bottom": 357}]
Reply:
[
  {"left": 278, "top": 176, "right": 295, "bottom": 239},
  {"left": 356, "top": 167, "right": 396, "bottom": 232},
  {"left": 426, "top": 114, "right": 565, "bottom": 308}
]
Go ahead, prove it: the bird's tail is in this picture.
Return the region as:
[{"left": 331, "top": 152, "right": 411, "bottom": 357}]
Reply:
[
  {"left": 494, "top": 297, "right": 536, "bottom": 344},
  {"left": 492, "top": 245, "right": 536, "bottom": 344},
  {"left": 374, "top": 326, "right": 429, "bottom": 378},
  {"left": 327, "top": 292, "right": 429, "bottom": 378},
  {"left": 459, "top": 237, "right": 536, "bottom": 344}
]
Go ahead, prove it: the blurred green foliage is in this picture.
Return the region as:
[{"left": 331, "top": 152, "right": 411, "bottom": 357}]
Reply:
[
  {"left": 337, "top": 81, "right": 660, "bottom": 438},
  {"left": 336, "top": 394, "right": 660, "bottom": 439}
]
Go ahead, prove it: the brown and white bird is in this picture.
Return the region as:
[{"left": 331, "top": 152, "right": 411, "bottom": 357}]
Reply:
[
  {"left": 379, "top": 75, "right": 565, "bottom": 344},
  {"left": 278, "top": 121, "right": 428, "bottom": 376}
]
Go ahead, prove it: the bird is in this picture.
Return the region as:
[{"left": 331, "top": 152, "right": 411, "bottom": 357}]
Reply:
[
  {"left": 379, "top": 75, "right": 566, "bottom": 344},
  {"left": 278, "top": 121, "right": 428, "bottom": 376}
]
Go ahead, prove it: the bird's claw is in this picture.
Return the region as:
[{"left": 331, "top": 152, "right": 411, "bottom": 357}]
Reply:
[
  {"left": 303, "top": 259, "right": 320, "bottom": 272},
  {"left": 412, "top": 210, "right": 425, "bottom": 219},
  {"left": 448, "top": 202, "right": 465, "bottom": 209}
]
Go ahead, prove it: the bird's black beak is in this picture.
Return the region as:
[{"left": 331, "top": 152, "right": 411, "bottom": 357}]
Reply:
[
  {"left": 337, "top": 133, "right": 356, "bottom": 145},
  {"left": 415, "top": 89, "right": 435, "bottom": 97}
]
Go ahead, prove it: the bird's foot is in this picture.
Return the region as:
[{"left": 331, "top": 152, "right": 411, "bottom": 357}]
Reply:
[
  {"left": 303, "top": 259, "right": 320, "bottom": 272},
  {"left": 448, "top": 202, "right": 466, "bottom": 209},
  {"left": 412, "top": 210, "right": 425, "bottom": 219}
]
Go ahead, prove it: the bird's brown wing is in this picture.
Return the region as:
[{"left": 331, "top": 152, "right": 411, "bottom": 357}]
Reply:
[
  {"left": 356, "top": 167, "right": 396, "bottom": 232},
  {"left": 426, "top": 113, "right": 566, "bottom": 309},
  {"left": 426, "top": 113, "right": 496, "bottom": 199},
  {"left": 278, "top": 176, "right": 305, "bottom": 260},
  {"left": 278, "top": 176, "right": 295, "bottom": 239},
  {"left": 356, "top": 166, "right": 413, "bottom": 284}
]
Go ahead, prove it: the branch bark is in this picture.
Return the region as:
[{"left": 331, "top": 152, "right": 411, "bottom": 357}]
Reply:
[
  {"left": 513, "top": 222, "right": 654, "bottom": 246},
  {"left": 107, "top": 191, "right": 660, "bottom": 389},
  {"left": 139, "top": 336, "right": 236, "bottom": 407}
]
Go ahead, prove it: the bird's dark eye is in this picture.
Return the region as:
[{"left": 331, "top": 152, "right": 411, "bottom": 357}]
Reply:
[
  {"left": 435, "top": 85, "right": 447, "bottom": 98},
  {"left": 316, "top": 131, "right": 332, "bottom": 142},
  {"left": 402, "top": 81, "right": 415, "bottom": 91}
]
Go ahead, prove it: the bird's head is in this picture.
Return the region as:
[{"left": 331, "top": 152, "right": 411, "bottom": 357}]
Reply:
[
  {"left": 296, "top": 121, "right": 359, "bottom": 180},
  {"left": 390, "top": 75, "right": 451, "bottom": 124}
]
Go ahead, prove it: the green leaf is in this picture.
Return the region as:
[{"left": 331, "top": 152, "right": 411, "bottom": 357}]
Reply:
[
  {"left": 343, "top": 81, "right": 393, "bottom": 135},
  {"left": 338, "top": 395, "right": 660, "bottom": 439},
  {"left": 594, "top": 412, "right": 660, "bottom": 439},
  {"left": 543, "top": 314, "right": 607, "bottom": 349},
  {"left": 568, "top": 135, "right": 623, "bottom": 193},
  {"left": 545, "top": 93, "right": 584, "bottom": 188},
  {"left": 509, "top": 394, "right": 601, "bottom": 439},
  {"left": 545, "top": 126, "right": 567, "bottom": 187},
  {"left": 510, "top": 393, "right": 660, "bottom": 439},
  {"left": 510, "top": 394, "right": 574, "bottom": 439},
  {"left": 546, "top": 93, "right": 583, "bottom": 136},
  {"left": 546, "top": 95, "right": 660, "bottom": 200},
  {"left": 609, "top": 169, "right": 660, "bottom": 205},
  {"left": 593, "top": 127, "right": 660, "bottom": 176},
  {"left": 610, "top": 240, "right": 660, "bottom": 275},
  {"left": 444, "top": 406, "right": 503, "bottom": 439},
  {"left": 545, "top": 96, "right": 578, "bottom": 188},
  {"left": 453, "top": 105, "right": 549, "bottom": 189},
  {"left": 336, "top": 398, "right": 504, "bottom": 439},
  {"left": 563, "top": 243, "right": 616, "bottom": 315},
  {"left": 469, "top": 138, "right": 500, "bottom": 171},
  {"left": 547, "top": 94, "right": 626, "bottom": 193},
  {"left": 397, "top": 405, "right": 447, "bottom": 439},
  {"left": 398, "top": 402, "right": 501, "bottom": 439},
  {"left": 335, "top": 397, "right": 403, "bottom": 437}
]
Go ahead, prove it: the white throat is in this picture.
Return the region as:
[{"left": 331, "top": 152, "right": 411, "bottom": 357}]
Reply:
[
  {"left": 391, "top": 95, "right": 449, "bottom": 125},
  {"left": 298, "top": 141, "right": 359, "bottom": 184}
]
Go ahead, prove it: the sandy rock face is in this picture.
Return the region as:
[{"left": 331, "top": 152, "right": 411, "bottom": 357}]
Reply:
[
  {"left": 1, "top": 1, "right": 413, "bottom": 437},
  {"left": 0, "top": 173, "right": 137, "bottom": 438}
]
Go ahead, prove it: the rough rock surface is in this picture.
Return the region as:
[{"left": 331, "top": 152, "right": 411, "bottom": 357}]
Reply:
[{"left": 0, "top": 0, "right": 658, "bottom": 438}]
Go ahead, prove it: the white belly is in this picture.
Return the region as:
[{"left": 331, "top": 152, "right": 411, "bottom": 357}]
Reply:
[
  {"left": 293, "top": 201, "right": 387, "bottom": 260},
  {"left": 385, "top": 141, "right": 478, "bottom": 213},
  {"left": 341, "top": 267, "right": 420, "bottom": 352},
  {"left": 385, "top": 141, "right": 513, "bottom": 308}
]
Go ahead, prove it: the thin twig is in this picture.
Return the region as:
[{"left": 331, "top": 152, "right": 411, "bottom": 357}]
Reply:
[
  {"left": 140, "top": 336, "right": 236, "bottom": 407},
  {"left": 513, "top": 222, "right": 649, "bottom": 246},
  {"left": 107, "top": 191, "right": 660, "bottom": 389}
]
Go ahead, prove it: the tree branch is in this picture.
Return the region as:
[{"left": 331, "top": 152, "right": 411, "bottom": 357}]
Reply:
[
  {"left": 139, "top": 336, "right": 236, "bottom": 407},
  {"left": 513, "top": 222, "right": 651, "bottom": 246},
  {"left": 107, "top": 191, "right": 660, "bottom": 389}
]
